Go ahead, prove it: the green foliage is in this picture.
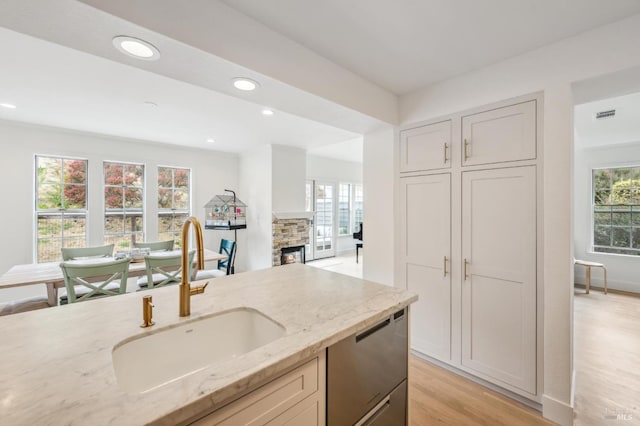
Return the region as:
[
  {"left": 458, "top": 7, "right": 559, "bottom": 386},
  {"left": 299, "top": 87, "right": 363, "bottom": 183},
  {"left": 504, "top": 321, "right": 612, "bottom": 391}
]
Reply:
[{"left": 609, "top": 179, "right": 640, "bottom": 205}]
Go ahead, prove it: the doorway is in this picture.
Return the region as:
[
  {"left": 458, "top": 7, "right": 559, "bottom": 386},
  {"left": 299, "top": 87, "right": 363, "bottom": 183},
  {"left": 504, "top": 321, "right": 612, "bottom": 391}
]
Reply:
[
  {"left": 572, "top": 68, "right": 640, "bottom": 425},
  {"left": 312, "top": 181, "right": 336, "bottom": 259}
]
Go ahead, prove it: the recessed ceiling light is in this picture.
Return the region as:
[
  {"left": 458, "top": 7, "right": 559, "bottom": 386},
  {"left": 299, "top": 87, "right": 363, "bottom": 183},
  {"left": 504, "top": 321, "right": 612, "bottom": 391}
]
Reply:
[
  {"left": 262, "top": 109, "right": 274, "bottom": 116},
  {"left": 232, "top": 78, "right": 259, "bottom": 91},
  {"left": 0, "top": 103, "right": 17, "bottom": 109},
  {"left": 206, "top": 138, "right": 215, "bottom": 143},
  {"left": 112, "top": 36, "right": 160, "bottom": 61}
]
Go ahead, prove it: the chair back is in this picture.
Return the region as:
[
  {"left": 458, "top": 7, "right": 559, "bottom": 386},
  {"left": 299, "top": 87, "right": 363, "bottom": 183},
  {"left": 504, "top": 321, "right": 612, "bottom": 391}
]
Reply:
[
  {"left": 217, "top": 239, "right": 236, "bottom": 275},
  {"left": 143, "top": 250, "right": 194, "bottom": 289},
  {"left": 133, "top": 240, "right": 174, "bottom": 252},
  {"left": 61, "top": 244, "right": 114, "bottom": 261},
  {"left": 59, "top": 258, "right": 131, "bottom": 303}
]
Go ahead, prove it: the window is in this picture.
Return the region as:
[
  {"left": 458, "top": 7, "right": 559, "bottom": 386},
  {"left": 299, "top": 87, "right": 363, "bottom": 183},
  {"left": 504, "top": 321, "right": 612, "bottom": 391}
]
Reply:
[
  {"left": 158, "top": 166, "right": 191, "bottom": 247},
  {"left": 35, "top": 156, "right": 88, "bottom": 262},
  {"left": 353, "top": 183, "right": 364, "bottom": 233},
  {"left": 338, "top": 183, "right": 351, "bottom": 235},
  {"left": 104, "top": 162, "right": 144, "bottom": 250},
  {"left": 593, "top": 166, "right": 640, "bottom": 256}
]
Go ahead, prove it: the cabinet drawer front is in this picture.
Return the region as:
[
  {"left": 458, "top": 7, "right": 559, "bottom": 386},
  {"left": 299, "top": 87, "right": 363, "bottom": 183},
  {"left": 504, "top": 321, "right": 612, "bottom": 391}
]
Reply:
[
  {"left": 462, "top": 100, "right": 536, "bottom": 166},
  {"left": 192, "top": 357, "right": 319, "bottom": 426},
  {"left": 400, "top": 120, "right": 452, "bottom": 172}
]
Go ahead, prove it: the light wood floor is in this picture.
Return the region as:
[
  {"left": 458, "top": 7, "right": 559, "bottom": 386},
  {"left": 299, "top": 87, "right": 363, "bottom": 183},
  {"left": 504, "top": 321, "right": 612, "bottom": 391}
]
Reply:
[
  {"left": 573, "top": 290, "right": 640, "bottom": 425},
  {"left": 408, "top": 355, "right": 553, "bottom": 425}
]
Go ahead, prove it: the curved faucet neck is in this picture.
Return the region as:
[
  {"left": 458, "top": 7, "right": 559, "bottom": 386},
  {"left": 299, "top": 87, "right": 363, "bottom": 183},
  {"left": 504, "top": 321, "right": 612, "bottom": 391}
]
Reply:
[{"left": 181, "top": 216, "right": 205, "bottom": 285}]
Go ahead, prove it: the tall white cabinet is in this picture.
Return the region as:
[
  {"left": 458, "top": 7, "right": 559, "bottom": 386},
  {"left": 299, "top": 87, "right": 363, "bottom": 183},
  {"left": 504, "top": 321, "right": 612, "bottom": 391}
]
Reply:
[
  {"left": 400, "top": 173, "right": 451, "bottom": 361},
  {"left": 398, "top": 95, "right": 541, "bottom": 401}
]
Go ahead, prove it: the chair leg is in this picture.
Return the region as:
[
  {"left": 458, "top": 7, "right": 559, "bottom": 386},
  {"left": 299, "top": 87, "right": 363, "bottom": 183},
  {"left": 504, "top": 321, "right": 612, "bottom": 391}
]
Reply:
[
  {"left": 603, "top": 266, "right": 608, "bottom": 295},
  {"left": 586, "top": 266, "right": 591, "bottom": 294}
]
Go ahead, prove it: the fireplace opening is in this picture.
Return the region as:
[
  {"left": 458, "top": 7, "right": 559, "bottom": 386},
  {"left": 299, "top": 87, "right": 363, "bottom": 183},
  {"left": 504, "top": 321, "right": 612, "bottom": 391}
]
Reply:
[{"left": 281, "top": 245, "right": 306, "bottom": 265}]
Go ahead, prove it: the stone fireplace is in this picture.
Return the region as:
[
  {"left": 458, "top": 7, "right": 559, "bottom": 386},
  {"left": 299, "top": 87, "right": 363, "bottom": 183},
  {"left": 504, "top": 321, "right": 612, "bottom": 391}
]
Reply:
[
  {"left": 272, "top": 217, "right": 310, "bottom": 266},
  {"left": 281, "top": 245, "right": 306, "bottom": 265}
]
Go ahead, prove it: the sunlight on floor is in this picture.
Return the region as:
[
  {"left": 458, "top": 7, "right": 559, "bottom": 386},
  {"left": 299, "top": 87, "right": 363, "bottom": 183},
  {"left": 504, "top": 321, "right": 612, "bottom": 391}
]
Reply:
[{"left": 306, "top": 252, "right": 363, "bottom": 279}]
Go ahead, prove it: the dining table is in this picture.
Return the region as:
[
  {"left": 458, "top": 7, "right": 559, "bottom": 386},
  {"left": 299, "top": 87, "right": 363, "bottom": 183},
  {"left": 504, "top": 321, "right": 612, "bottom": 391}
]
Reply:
[{"left": 0, "top": 248, "right": 227, "bottom": 307}]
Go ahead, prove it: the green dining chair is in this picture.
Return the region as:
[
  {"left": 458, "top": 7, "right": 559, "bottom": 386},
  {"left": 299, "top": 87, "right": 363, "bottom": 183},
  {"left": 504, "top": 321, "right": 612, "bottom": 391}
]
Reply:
[
  {"left": 61, "top": 244, "right": 114, "bottom": 261},
  {"left": 137, "top": 250, "right": 195, "bottom": 290},
  {"left": 133, "top": 240, "right": 174, "bottom": 252},
  {"left": 59, "top": 258, "right": 131, "bottom": 304}
]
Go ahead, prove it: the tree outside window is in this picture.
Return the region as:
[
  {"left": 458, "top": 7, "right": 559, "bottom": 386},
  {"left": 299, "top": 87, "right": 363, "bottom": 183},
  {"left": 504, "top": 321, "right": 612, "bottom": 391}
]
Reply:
[
  {"left": 593, "top": 166, "right": 640, "bottom": 255},
  {"left": 158, "top": 166, "right": 190, "bottom": 247},
  {"left": 104, "top": 162, "right": 144, "bottom": 250},
  {"left": 36, "top": 156, "right": 88, "bottom": 262}
]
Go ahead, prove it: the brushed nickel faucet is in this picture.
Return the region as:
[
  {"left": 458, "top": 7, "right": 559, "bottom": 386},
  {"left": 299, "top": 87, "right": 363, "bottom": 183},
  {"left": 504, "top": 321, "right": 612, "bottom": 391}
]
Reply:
[{"left": 179, "top": 216, "right": 208, "bottom": 317}]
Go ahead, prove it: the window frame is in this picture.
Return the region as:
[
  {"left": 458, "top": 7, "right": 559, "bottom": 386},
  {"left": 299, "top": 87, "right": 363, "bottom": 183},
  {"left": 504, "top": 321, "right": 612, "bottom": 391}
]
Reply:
[
  {"left": 103, "top": 161, "right": 145, "bottom": 250},
  {"left": 591, "top": 165, "right": 640, "bottom": 256},
  {"left": 352, "top": 183, "right": 364, "bottom": 235},
  {"left": 34, "top": 154, "right": 89, "bottom": 263},
  {"left": 338, "top": 183, "right": 351, "bottom": 236},
  {"left": 157, "top": 165, "right": 192, "bottom": 247}
]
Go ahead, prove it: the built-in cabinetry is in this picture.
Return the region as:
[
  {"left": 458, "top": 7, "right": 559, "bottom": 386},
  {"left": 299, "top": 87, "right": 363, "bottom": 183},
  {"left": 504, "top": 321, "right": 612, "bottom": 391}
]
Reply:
[
  {"left": 398, "top": 96, "right": 540, "bottom": 401},
  {"left": 190, "top": 353, "right": 325, "bottom": 425},
  {"left": 399, "top": 120, "right": 452, "bottom": 172},
  {"left": 399, "top": 174, "right": 451, "bottom": 361}
]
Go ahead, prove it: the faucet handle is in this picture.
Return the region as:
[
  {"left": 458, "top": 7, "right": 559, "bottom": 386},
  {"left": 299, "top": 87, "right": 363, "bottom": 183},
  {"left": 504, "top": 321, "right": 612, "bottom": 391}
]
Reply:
[
  {"left": 140, "top": 295, "right": 155, "bottom": 328},
  {"left": 190, "top": 281, "right": 209, "bottom": 296}
]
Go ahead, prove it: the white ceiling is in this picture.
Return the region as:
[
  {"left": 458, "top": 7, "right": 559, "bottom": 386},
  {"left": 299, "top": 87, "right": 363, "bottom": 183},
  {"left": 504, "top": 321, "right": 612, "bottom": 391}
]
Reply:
[
  {"left": 307, "top": 138, "right": 363, "bottom": 163},
  {"left": 222, "top": 0, "right": 640, "bottom": 95},
  {"left": 2, "top": 0, "right": 640, "bottom": 158},
  {"left": 0, "top": 27, "right": 359, "bottom": 153},
  {"left": 574, "top": 92, "right": 640, "bottom": 148}
]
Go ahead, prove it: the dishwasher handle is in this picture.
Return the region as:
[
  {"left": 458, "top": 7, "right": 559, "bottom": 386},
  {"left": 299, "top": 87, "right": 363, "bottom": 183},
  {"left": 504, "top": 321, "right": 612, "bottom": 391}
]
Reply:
[
  {"left": 355, "top": 318, "right": 391, "bottom": 343},
  {"left": 355, "top": 394, "right": 391, "bottom": 426}
]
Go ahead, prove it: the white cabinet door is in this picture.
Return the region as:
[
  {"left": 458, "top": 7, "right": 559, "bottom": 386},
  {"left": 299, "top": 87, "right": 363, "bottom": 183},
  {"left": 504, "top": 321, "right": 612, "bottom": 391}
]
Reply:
[
  {"left": 400, "top": 120, "right": 452, "bottom": 172},
  {"left": 400, "top": 174, "right": 451, "bottom": 361},
  {"left": 462, "top": 101, "right": 536, "bottom": 166},
  {"left": 461, "top": 166, "right": 536, "bottom": 394}
]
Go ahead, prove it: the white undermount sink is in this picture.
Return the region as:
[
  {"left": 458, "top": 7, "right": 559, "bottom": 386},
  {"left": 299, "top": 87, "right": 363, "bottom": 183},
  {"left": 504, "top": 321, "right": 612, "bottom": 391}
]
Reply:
[{"left": 112, "top": 308, "right": 286, "bottom": 393}]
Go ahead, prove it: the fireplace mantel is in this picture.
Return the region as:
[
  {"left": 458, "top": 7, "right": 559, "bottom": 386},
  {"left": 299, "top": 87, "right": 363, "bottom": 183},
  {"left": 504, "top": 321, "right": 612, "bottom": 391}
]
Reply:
[{"left": 272, "top": 211, "right": 314, "bottom": 220}]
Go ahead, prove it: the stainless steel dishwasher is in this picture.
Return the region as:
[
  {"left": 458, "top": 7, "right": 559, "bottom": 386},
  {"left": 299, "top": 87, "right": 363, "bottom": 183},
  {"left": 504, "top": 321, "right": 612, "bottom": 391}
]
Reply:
[{"left": 327, "top": 307, "right": 408, "bottom": 425}]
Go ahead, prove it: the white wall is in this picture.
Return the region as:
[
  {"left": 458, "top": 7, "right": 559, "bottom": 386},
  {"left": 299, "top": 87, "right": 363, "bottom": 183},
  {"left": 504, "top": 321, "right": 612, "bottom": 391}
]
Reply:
[
  {"left": 574, "top": 142, "right": 640, "bottom": 291},
  {"left": 362, "top": 128, "right": 395, "bottom": 286},
  {"left": 272, "top": 145, "right": 306, "bottom": 213},
  {"left": 307, "top": 154, "right": 363, "bottom": 255},
  {"left": 238, "top": 145, "right": 272, "bottom": 272},
  {"left": 306, "top": 155, "right": 363, "bottom": 183},
  {"left": 389, "top": 13, "right": 640, "bottom": 426},
  {"left": 0, "top": 119, "right": 239, "bottom": 302}
]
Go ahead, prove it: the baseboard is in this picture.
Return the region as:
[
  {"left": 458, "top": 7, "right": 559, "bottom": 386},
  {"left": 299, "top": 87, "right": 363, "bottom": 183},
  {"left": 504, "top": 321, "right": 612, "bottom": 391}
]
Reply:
[
  {"left": 542, "top": 394, "right": 574, "bottom": 426},
  {"left": 573, "top": 277, "right": 640, "bottom": 294},
  {"left": 574, "top": 283, "right": 640, "bottom": 298},
  {"left": 410, "top": 350, "right": 542, "bottom": 411}
]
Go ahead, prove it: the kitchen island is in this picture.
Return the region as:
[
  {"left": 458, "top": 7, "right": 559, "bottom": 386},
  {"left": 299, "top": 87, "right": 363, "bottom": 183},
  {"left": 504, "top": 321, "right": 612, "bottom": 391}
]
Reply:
[{"left": 0, "top": 264, "right": 416, "bottom": 425}]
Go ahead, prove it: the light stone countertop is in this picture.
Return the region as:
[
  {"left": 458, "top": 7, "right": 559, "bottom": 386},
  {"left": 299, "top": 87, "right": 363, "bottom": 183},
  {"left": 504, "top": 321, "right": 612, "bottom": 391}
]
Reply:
[{"left": 0, "top": 264, "right": 417, "bottom": 426}]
